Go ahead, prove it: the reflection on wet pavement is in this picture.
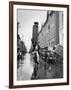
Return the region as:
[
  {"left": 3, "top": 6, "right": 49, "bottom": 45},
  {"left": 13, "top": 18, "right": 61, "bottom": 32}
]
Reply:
[
  {"left": 17, "top": 53, "right": 34, "bottom": 80},
  {"left": 17, "top": 53, "right": 63, "bottom": 80}
]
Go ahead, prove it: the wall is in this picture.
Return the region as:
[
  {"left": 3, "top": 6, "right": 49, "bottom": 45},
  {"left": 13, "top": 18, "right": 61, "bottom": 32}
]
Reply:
[
  {"left": 59, "top": 12, "right": 64, "bottom": 45},
  {"left": 38, "top": 11, "right": 63, "bottom": 48},
  {"left": 0, "top": 0, "right": 71, "bottom": 90}
]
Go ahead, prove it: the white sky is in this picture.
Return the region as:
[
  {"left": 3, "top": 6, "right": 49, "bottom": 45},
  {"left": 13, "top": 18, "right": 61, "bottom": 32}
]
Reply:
[{"left": 17, "top": 9, "right": 47, "bottom": 51}]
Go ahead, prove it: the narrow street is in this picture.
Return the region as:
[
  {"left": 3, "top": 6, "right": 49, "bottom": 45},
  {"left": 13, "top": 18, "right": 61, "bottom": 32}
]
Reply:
[{"left": 17, "top": 52, "right": 59, "bottom": 80}]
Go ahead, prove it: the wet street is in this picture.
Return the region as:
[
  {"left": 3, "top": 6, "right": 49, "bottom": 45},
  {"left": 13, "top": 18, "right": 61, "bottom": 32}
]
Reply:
[
  {"left": 17, "top": 53, "right": 63, "bottom": 80},
  {"left": 17, "top": 53, "right": 34, "bottom": 80},
  {"left": 17, "top": 53, "right": 59, "bottom": 80}
]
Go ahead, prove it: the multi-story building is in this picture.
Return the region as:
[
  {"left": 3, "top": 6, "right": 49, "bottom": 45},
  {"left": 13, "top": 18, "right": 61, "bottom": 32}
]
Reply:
[
  {"left": 29, "top": 22, "right": 39, "bottom": 52},
  {"left": 38, "top": 11, "right": 63, "bottom": 48},
  {"left": 32, "top": 22, "right": 39, "bottom": 45}
]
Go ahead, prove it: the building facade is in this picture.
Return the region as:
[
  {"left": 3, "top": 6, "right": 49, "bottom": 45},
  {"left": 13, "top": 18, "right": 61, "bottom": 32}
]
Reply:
[
  {"left": 59, "top": 12, "right": 63, "bottom": 46},
  {"left": 29, "top": 22, "right": 39, "bottom": 53},
  {"left": 38, "top": 11, "right": 63, "bottom": 48},
  {"left": 32, "top": 22, "right": 39, "bottom": 45}
]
